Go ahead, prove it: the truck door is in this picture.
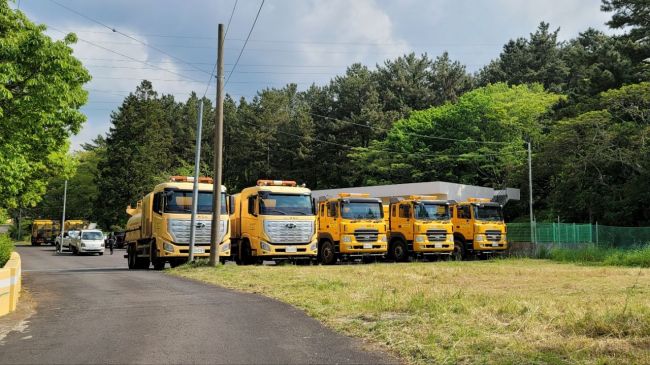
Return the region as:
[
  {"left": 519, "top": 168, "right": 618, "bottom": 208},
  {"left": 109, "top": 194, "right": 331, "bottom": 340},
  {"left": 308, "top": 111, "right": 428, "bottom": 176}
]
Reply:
[
  {"left": 152, "top": 192, "right": 164, "bottom": 239},
  {"left": 455, "top": 204, "right": 473, "bottom": 241},
  {"left": 398, "top": 203, "right": 413, "bottom": 240},
  {"left": 326, "top": 201, "right": 340, "bottom": 242}
]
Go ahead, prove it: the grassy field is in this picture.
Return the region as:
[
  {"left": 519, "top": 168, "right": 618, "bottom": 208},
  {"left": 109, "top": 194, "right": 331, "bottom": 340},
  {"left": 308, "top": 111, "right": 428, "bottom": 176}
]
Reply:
[
  {"left": 546, "top": 246, "right": 650, "bottom": 267},
  {"left": 171, "top": 259, "right": 650, "bottom": 365}
]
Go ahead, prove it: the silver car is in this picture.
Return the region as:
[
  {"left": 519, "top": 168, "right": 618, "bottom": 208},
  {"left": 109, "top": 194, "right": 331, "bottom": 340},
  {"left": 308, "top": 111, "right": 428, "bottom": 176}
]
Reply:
[{"left": 70, "top": 230, "right": 105, "bottom": 255}]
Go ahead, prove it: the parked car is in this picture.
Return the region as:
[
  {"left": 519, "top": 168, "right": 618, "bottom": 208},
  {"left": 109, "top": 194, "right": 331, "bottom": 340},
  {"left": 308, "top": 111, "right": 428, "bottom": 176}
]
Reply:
[
  {"left": 70, "top": 229, "right": 105, "bottom": 255},
  {"left": 55, "top": 230, "right": 80, "bottom": 252}
]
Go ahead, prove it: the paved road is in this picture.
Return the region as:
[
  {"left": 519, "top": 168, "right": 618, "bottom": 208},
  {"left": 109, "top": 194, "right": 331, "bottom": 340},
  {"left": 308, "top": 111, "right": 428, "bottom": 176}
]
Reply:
[{"left": 0, "top": 246, "right": 395, "bottom": 364}]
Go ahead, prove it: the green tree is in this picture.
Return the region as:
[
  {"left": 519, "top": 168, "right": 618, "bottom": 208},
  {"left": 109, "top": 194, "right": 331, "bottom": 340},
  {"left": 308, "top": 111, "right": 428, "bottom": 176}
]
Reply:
[
  {"left": 0, "top": 3, "right": 91, "bottom": 209},
  {"left": 478, "top": 22, "right": 569, "bottom": 92}
]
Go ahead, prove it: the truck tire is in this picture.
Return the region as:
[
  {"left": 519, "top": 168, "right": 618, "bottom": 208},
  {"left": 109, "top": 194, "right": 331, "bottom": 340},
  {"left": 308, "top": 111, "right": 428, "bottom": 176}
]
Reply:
[
  {"left": 240, "top": 241, "right": 256, "bottom": 265},
  {"left": 452, "top": 242, "right": 464, "bottom": 261},
  {"left": 127, "top": 246, "right": 136, "bottom": 269},
  {"left": 319, "top": 240, "right": 337, "bottom": 265},
  {"left": 390, "top": 239, "right": 408, "bottom": 262},
  {"left": 151, "top": 243, "right": 165, "bottom": 270}
]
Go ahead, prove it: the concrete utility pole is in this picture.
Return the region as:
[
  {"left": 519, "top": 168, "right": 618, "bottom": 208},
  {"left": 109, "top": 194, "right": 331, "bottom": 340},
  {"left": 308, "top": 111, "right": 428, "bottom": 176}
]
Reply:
[
  {"left": 189, "top": 100, "right": 204, "bottom": 262},
  {"left": 209, "top": 23, "right": 225, "bottom": 266},
  {"left": 527, "top": 142, "right": 535, "bottom": 245},
  {"left": 60, "top": 180, "right": 68, "bottom": 253}
]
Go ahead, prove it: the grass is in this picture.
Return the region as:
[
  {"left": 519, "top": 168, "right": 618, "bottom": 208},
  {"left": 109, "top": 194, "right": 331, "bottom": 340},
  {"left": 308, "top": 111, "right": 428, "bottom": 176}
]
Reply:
[
  {"left": 170, "top": 259, "right": 650, "bottom": 365},
  {"left": 548, "top": 245, "right": 650, "bottom": 268},
  {"left": 0, "top": 234, "right": 14, "bottom": 267}
]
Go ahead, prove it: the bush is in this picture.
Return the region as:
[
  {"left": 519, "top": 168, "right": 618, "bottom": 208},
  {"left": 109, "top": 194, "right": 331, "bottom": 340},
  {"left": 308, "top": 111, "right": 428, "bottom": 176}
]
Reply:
[
  {"left": 549, "top": 245, "right": 650, "bottom": 267},
  {"left": 0, "top": 234, "right": 14, "bottom": 267}
]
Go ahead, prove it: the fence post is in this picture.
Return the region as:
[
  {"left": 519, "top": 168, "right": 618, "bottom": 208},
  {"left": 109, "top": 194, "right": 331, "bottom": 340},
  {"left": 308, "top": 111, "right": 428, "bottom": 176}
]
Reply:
[
  {"left": 573, "top": 223, "right": 577, "bottom": 244},
  {"left": 595, "top": 221, "right": 599, "bottom": 246}
]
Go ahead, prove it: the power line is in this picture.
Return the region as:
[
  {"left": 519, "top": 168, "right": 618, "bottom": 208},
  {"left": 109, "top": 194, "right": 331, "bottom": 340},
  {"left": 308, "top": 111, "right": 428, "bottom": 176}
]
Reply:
[
  {"left": 308, "top": 112, "right": 513, "bottom": 146},
  {"left": 204, "top": 0, "right": 239, "bottom": 97},
  {"left": 225, "top": 0, "right": 265, "bottom": 86},
  {"left": 49, "top": 0, "right": 212, "bottom": 77},
  {"left": 239, "top": 119, "right": 518, "bottom": 160},
  {"left": 83, "top": 64, "right": 335, "bottom": 75},
  {"left": 47, "top": 26, "right": 203, "bottom": 83}
]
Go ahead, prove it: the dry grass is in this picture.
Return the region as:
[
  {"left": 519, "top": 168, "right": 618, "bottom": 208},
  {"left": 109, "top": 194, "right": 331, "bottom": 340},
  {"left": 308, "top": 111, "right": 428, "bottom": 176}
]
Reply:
[{"left": 170, "top": 259, "right": 650, "bottom": 365}]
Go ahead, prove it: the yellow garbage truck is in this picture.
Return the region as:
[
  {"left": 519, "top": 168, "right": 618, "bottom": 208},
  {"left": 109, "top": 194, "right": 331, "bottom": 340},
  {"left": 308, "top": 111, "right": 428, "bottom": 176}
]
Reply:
[
  {"left": 451, "top": 198, "right": 508, "bottom": 259},
  {"left": 387, "top": 196, "right": 455, "bottom": 261},
  {"left": 125, "top": 176, "right": 230, "bottom": 270},
  {"left": 31, "top": 219, "right": 59, "bottom": 246},
  {"left": 229, "top": 180, "right": 318, "bottom": 264},
  {"left": 317, "top": 193, "right": 387, "bottom": 264}
]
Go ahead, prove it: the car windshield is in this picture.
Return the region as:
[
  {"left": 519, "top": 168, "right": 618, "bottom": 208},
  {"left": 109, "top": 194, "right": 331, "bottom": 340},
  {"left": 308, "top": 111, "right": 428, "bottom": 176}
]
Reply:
[
  {"left": 415, "top": 203, "right": 450, "bottom": 220},
  {"left": 473, "top": 205, "right": 504, "bottom": 221},
  {"left": 341, "top": 202, "right": 383, "bottom": 219},
  {"left": 165, "top": 190, "right": 226, "bottom": 214},
  {"left": 69, "top": 231, "right": 79, "bottom": 238},
  {"left": 82, "top": 232, "right": 103, "bottom": 240},
  {"left": 259, "top": 193, "right": 313, "bottom": 216}
]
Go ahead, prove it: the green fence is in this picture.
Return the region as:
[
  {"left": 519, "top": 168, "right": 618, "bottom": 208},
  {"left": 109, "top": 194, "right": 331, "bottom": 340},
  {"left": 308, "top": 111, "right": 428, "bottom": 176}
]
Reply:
[{"left": 507, "top": 222, "right": 650, "bottom": 248}]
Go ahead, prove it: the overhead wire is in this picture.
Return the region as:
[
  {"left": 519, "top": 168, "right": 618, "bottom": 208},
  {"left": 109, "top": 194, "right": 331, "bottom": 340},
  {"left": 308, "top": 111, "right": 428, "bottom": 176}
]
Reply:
[
  {"left": 225, "top": 0, "right": 265, "bottom": 86},
  {"left": 48, "top": 0, "right": 211, "bottom": 77},
  {"left": 238, "top": 119, "right": 519, "bottom": 160}
]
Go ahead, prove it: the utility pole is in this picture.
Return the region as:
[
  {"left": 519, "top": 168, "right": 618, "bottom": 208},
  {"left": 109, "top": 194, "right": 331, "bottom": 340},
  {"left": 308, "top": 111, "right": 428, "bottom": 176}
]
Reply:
[
  {"left": 59, "top": 180, "right": 68, "bottom": 253},
  {"left": 209, "top": 23, "right": 225, "bottom": 266},
  {"left": 189, "top": 100, "right": 204, "bottom": 262},
  {"left": 527, "top": 142, "right": 535, "bottom": 245}
]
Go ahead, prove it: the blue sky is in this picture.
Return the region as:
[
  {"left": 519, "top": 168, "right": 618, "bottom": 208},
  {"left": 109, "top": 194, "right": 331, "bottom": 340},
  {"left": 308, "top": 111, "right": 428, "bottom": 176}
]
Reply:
[{"left": 14, "top": 0, "right": 615, "bottom": 150}]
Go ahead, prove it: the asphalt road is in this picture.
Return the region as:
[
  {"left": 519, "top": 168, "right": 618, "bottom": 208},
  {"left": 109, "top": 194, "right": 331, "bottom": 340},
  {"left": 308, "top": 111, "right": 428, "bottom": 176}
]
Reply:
[{"left": 0, "top": 246, "right": 395, "bottom": 364}]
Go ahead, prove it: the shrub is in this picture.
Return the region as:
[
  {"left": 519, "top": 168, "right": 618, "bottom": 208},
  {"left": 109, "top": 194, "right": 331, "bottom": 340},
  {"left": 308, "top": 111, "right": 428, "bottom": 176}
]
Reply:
[
  {"left": 549, "top": 245, "right": 650, "bottom": 267},
  {"left": 0, "top": 234, "right": 14, "bottom": 267}
]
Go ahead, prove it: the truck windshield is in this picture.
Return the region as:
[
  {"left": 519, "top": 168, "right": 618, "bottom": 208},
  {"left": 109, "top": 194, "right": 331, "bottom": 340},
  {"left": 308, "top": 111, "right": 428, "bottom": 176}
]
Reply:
[
  {"left": 82, "top": 231, "right": 103, "bottom": 240},
  {"left": 260, "top": 193, "right": 313, "bottom": 216},
  {"left": 415, "top": 203, "right": 450, "bottom": 220},
  {"left": 165, "top": 190, "right": 227, "bottom": 214},
  {"left": 473, "top": 205, "right": 503, "bottom": 221},
  {"left": 341, "top": 202, "right": 383, "bottom": 219}
]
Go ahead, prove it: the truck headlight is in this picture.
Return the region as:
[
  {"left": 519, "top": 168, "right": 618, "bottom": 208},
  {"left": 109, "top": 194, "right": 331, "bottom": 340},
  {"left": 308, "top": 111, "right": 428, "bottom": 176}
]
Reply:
[
  {"left": 475, "top": 234, "right": 485, "bottom": 242},
  {"left": 415, "top": 235, "right": 425, "bottom": 242},
  {"left": 309, "top": 242, "right": 317, "bottom": 251},
  {"left": 164, "top": 242, "right": 174, "bottom": 252},
  {"left": 447, "top": 234, "right": 454, "bottom": 243},
  {"left": 220, "top": 242, "right": 230, "bottom": 252},
  {"left": 261, "top": 241, "right": 271, "bottom": 251},
  {"left": 378, "top": 234, "right": 387, "bottom": 242},
  {"left": 342, "top": 235, "right": 352, "bottom": 243}
]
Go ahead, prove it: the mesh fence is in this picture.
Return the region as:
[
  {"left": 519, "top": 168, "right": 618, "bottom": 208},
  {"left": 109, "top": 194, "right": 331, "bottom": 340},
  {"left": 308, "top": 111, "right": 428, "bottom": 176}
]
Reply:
[{"left": 507, "top": 222, "right": 650, "bottom": 248}]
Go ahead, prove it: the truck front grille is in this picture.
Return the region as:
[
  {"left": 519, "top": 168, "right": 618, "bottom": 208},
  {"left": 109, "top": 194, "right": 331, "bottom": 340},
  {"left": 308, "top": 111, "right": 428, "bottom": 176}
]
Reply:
[
  {"left": 354, "top": 229, "right": 379, "bottom": 242},
  {"left": 427, "top": 229, "right": 447, "bottom": 241},
  {"left": 264, "top": 221, "right": 314, "bottom": 244},
  {"left": 485, "top": 230, "right": 502, "bottom": 241},
  {"left": 168, "top": 219, "right": 227, "bottom": 245}
]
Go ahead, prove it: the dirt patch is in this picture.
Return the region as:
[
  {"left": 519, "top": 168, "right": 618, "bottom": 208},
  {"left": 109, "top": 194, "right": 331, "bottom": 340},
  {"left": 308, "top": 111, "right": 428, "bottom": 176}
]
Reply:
[{"left": 0, "top": 289, "right": 36, "bottom": 344}]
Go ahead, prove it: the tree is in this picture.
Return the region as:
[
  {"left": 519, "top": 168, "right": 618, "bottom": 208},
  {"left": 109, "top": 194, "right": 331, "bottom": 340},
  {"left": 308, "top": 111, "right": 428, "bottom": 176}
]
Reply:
[
  {"left": 0, "top": 3, "right": 91, "bottom": 209},
  {"left": 351, "top": 83, "right": 561, "bottom": 190},
  {"left": 602, "top": 0, "right": 650, "bottom": 44},
  {"left": 478, "top": 22, "right": 569, "bottom": 92},
  {"left": 538, "top": 82, "right": 650, "bottom": 225}
]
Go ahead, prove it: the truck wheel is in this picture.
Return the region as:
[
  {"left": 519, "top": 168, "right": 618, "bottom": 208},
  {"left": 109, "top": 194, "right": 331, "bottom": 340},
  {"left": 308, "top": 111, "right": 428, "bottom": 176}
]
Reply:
[
  {"left": 452, "top": 242, "right": 464, "bottom": 261},
  {"left": 391, "top": 240, "right": 408, "bottom": 262},
  {"left": 150, "top": 243, "right": 165, "bottom": 270},
  {"left": 319, "top": 241, "right": 337, "bottom": 265},
  {"left": 240, "top": 241, "right": 256, "bottom": 265},
  {"left": 128, "top": 247, "right": 136, "bottom": 269}
]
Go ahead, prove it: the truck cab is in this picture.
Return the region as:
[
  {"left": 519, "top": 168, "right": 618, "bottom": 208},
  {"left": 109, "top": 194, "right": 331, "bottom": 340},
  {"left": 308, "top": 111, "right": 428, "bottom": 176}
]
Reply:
[
  {"left": 451, "top": 198, "right": 508, "bottom": 258},
  {"left": 317, "top": 193, "right": 387, "bottom": 264},
  {"left": 125, "top": 176, "right": 231, "bottom": 270},
  {"left": 31, "top": 219, "right": 59, "bottom": 246},
  {"left": 230, "top": 180, "right": 317, "bottom": 264},
  {"left": 388, "top": 196, "right": 455, "bottom": 261}
]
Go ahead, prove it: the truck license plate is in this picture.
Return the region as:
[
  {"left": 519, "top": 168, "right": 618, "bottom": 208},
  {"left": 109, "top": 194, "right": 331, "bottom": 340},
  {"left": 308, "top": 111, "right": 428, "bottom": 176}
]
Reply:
[
  {"left": 435, "top": 244, "right": 442, "bottom": 248},
  {"left": 363, "top": 243, "right": 372, "bottom": 249},
  {"left": 286, "top": 246, "right": 297, "bottom": 253},
  {"left": 492, "top": 243, "right": 499, "bottom": 247},
  {"left": 193, "top": 247, "right": 205, "bottom": 254}
]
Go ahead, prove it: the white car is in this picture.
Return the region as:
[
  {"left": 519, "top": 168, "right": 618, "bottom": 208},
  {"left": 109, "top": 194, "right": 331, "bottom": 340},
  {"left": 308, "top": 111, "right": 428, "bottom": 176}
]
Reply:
[
  {"left": 55, "top": 230, "right": 80, "bottom": 252},
  {"left": 70, "top": 229, "right": 105, "bottom": 255}
]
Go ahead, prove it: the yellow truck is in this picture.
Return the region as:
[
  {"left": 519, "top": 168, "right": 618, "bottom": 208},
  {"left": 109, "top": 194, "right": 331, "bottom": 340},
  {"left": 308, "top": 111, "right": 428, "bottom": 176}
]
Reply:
[
  {"left": 229, "top": 180, "right": 317, "bottom": 264},
  {"left": 387, "top": 196, "right": 455, "bottom": 261},
  {"left": 451, "top": 198, "right": 508, "bottom": 259},
  {"left": 31, "top": 219, "right": 59, "bottom": 246},
  {"left": 125, "top": 176, "right": 230, "bottom": 270},
  {"left": 64, "top": 220, "right": 86, "bottom": 231},
  {"left": 317, "top": 193, "right": 387, "bottom": 264}
]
